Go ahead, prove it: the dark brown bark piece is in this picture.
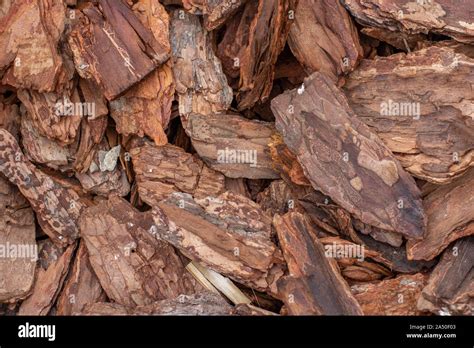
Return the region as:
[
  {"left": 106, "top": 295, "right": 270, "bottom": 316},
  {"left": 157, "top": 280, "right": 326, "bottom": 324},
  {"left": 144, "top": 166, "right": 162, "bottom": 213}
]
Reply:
[
  {"left": 352, "top": 273, "right": 428, "bottom": 315},
  {"left": 56, "top": 242, "right": 106, "bottom": 315},
  {"left": 131, "top": 142, "right": 225, "bottom": 206},
  {"left": 183, "top": 0, "right": 247, "bottom": 31},
  {"left": 361, "top": 27, "right": 426, "bottom": 51},
  {"left": 0, "top": 129, "right": 86, "bottom": 245},
  {"left": 79, "top": 196, "right": 199, "bottom": 307},
  {"left": 407, "top": 169, "right": 474, "bottom": 261},
  {"left": 274, "top": 212, "right": 363, "bottom": 315},
  {"left": 68, "top": 0, "right": 170, "bottom": 100},
  {"left": 418, "top": 237, "right": 473, "bottom": 315},
  {"left": 237, "top": 0, "right": 297, "bottom": 110},
  {"left": 170, "top": 9, "right": 232, "bottom": 116},
  {"left": 288, "top": 0, "right": 363, "bottom": 81},
  {"left": 344, "top": 45, "right": 474, "bottom": 184},
  {"left": 152, "top": 191, "right": 284, "bottom": 292},
  {"left": 18, "top": 243, "right": 76, "bottom": 315},
  {"left": 271, "top": 72, "right": 426, "bottom": 240},
  {"left": 0, "top": 0, "right": 68, "bottom": 92},
  {"left": 183, "top": 113, "right": 279, "bottom": 179},
  {"left": 0, "top": 177, "right": 36, "bottom": 302},
  {"left": 342, "top": 0, "right": 474, "bottom": 44}
]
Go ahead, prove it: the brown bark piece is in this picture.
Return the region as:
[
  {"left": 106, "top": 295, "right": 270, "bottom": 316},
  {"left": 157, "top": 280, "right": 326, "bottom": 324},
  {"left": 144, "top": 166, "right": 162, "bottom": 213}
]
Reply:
[
  {"left": 273, "top": 212, "right": 363, "bottom": 315},
  {"left": 237, "top": 0, "right": 297, "bottom": 110},
  {"left": 0, "top": 0, "right": 67, "bottom": 92},
  {"left": 152, "top": 191, "right": 283, "bottom": 292},
  {"left": 170, "top": 9, "right": 232, "bottom": 116},
  {"left": 0, "top": 129, "right": 86, "bottom": 245},
  {"left": 271, "top": 72, "right": 426, "bottom": 240},
  {"left": 344, "top": 46, "right": 474, "bottom": 184},
  {"left": 56, "top": 242, "right": 106, "bottom": 315},
  {"left": 408, "top": 169, "right": 474, "bottom": 261},
  {"left": 183, "top": 113, "right": 279, "bottom": 179},
  {"left": 0, "top": 177, "right": 36, "bottom": 302},
  {"left": 288, "top": 0, "right": 363, "bottom": 81},
  {"left": 68, "top": 0, "right": 170, "bottom": 100},
  {"left": 183, "top": 0, "right": 247, "bottom": 31},
  {"left": 130, "top": 142, "right": 225, "bottom": 206},
  {"left": 418, "top": 237, "right": 473, "bottom": 316},
  {"left": 342, "top": 0, "right": 474, "bottom": 44},
  {"left": 19, "top": 243, "right": 76, "bottom": 315},
  {"left": 109, "top": 0, "right": 174, "bottom": 145},
  {"left": 352, "top": 273, "right": 428, "bottom": 315},
  {"left": 79, "top": 196, "right": 199, "bottom": 307},
  {"left": 361, "top": 27, "right": 426, "bottom": 51}
]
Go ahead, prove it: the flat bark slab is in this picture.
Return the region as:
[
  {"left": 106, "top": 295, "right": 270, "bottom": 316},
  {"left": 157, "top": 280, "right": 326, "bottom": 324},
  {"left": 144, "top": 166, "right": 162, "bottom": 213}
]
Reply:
[
  {"left": 18, "top": 243, "right": 76, "bottom": 315},
  {"left": 183, "top": 113, "right": 280, "bottom": 179},
  {"left": 352, "top": 273, "right": 428, "bottom": 315},
  {"left": 183, "top": 0, "right": 247, "bottom": 31},
  {"left": 288, "top": 0, "right": 363, "bottom": 81},
  {"left": 152, "top": 191, "right": 284, "bottom": 292},
  {"left": 82, "top": 292, "right": 233, "bottom": 315},
  {"left": 273, "top": 212, "right": 363, "bottom": 315},
  {"left": 0, "top": 177, "right": 36, "bottom": 302},
  {"left": 407, "top": 169, "right": 474, "bottom": 261},
  {"left": 79, "top": 196, "right": 199, "bottom": 307},
  {"left": 418, "top": 237, "right": 473, "bottom": 315},
  {"left": 342, "top": 0, "right": 474, "bottom": 44},
  {"left": 131, "top": 142, "right": 225, "bottom": 206},
  {"left": 344, "top": 45, "right": 474, "bottom": 184},
  {"left": 0, "top": 129, "right": 86, "bottom": 245},
  {"left": 271, "top": 72, "right": 426, "bottom": 240},
  {"left": 68, "top": 0, "right": 170, "bottom": 100},
  {"left": 56, "top": 242, "right": 106, "bottom": 315},
  {"left": 170, "top": 9, "right": 232, "bottom": 116},
  {"left": 236, "top": 0, "right": 297, "bottom": 110},
  {"left": 0, "top": 0, "right": 69, "bottom": 92}
]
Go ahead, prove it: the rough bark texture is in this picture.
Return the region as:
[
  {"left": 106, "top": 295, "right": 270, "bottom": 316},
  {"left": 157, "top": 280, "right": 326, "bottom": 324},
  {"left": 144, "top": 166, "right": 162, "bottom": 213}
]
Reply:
[
  {"left": 0, "top": 177, "right": 36, "bottom": 302},
  {"left": 417, "top": 237, "right": 473, "bottom": 316},
  {"left": 79, "top": 196, "right": 200, "bottom": 307},
  {"left": 18, "top": 243, "right": 76, "bottom": 315},
  {"left": 152, "top": 192, "right": 284, "bottom": 292},
  {"left": 271, "top": 72, "right": 426, "bottom": 240},
  {"left": 274, "top": 212, "right": 363, "bottom": 315},
  {"left": 68, "top": 0, "right": 170, "bottom": 100},
  {"left": 288, "top": 0, "right": 363, "bottom": 81},
  {"left": 352, "top": 273, "right": 428, "bottom": 315},
  {"left": 342, "top": 0, "right": 474, "bottom": 44},
  {"left": 0, "top": 129, "right": 86, "bottom": 246},
  {"left": 131, "top": 142, "right": 225, "bottom": 206},
  {"left": 183, "top": 113, "right": 279, "bottom": 179},
  {"left": 407, "top": 169, "right": 474, "bottom": 261},
  {"left": 183, "top": 0, "right": 247, "bottom": 31},
  {"left": 344, "top": 45, "right": 474, "bottom": 184},
  {"left": 55, "top": 242, "right": 106, "bottom": 315},
  {"left": 170, "top": 9, "right": 232, "bottom": 116}
]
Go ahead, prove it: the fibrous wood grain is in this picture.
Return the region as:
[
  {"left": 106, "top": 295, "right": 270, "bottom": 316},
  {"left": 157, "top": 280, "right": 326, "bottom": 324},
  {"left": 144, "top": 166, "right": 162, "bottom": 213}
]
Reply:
[
  {"left": 152, "top": 192, "right": 284, "bottom": 292},
  {"left": 288, "top": 0, "right": 363, "bottom": 81},
  {"left": 56, "top": 242, "right": 106, "bottom": 315},
  {"left": 79, "top": 196, "right": 199, "bottom": 307},
  {"left": 170, "top": 9, "right": 232, "bottom": 116},
  {"left": 183, "top": 0, "right": 247, "bottom": 31},
  {"left": 0, "top": 129, "right": 86, "bottom": 246},
  {"left": 130, "top": 142, "right": 225, "bottom": 206},
  {"left": 344, "top": 45, "right": 474, "bottom": 184},
  {"left": 342, "top": 0, "right": 474, "bottom": 44},
  {"left": 18, "top": 243, "right": 76, "bottom": 315},
  {"left": 273, "top": 212, "right": 363, "bottom": 315},
  {"left": 407, "top": 169, "right": 474, "bottom": 261},
  {"left": 271, "top": 72, "right": 426, "bottom": 240},
  {"left": 352, "top": 273, "right": 428, "bottom": 315},
  {"left": 183, "top": 113, "right": 279, "bottom": 179},
  {"left": 417, "top": 237, "right": 473, "bottom": 315},
  {"left": 68, "top": 0, "right": 170, "bottom": 100},
  {"left": 0, "top": 177, "right": 36, "bottom": 302}
]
